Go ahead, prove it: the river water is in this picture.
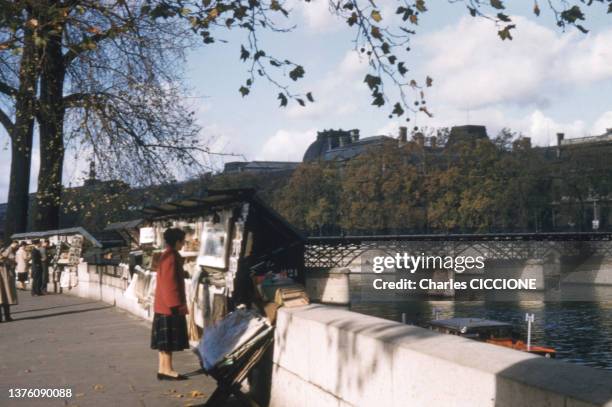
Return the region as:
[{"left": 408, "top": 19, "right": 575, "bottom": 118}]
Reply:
[{"left": 349, "top": 277, "right": 612, "bottom": 371}]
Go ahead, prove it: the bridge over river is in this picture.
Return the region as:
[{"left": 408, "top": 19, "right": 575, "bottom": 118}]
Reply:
[
  {"left": 305, "top": 232, "right": 612, "bottom": 269},
  {"left": 304, "top": 232, "right": 612, "bottom": 296}
]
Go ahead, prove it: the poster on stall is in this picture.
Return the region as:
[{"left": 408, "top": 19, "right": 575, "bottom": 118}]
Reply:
[
  {"left": 139, "top": 227, "right": 156, "bottom": 245},
  {"left": 197, "top": 222, "right": 228, "bottom": 269}
]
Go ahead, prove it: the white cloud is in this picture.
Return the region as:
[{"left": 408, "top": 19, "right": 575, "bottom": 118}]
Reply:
[
  {"left": 522, "top": 110, "right": 588, "bottom": 145},
  {"left": 417, "top": 16, "right": 612, "bottom": 110},
  {"left": 286, "top": 0, "right": 340, "bottom": 32},
  {"left": 336, "top": 50, "right": 368, "bottom": 77},
  {"left": 591, "top": 111, "right": 612, "bottom": 135},
  {"left": 375, "top": 120, "right": 403, "bottom": 137},
  {"left": 258, "top": 128, "right": 318, "bottom": 161},
  {"left": 286, "top": 0, "right": 402, "bottom": 34},
  {"left": 523, "top": 111, "right": 584, "bottom": 144},
  {"left": 414, "top": 105, "right": 592, "bottom": 146},
  {"left": 192, "top": 93, "right": 258, "bottom": 170},
  {"left": 286, "top": 51, "right": 368, "bottom": 120},
  {"left": 564, "top": 31, "right": 612, "bottom": 84},
  {"left": 197, "top": 123, "right": 248, "bottom": 171}
]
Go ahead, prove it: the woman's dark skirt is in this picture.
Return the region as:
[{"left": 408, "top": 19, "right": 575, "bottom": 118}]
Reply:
[
  {"left": 150, "top": 313, "right": 189, "bottom": 352},
  {"left": 17, "top": 272, "right": 27, "bottom": 283}
]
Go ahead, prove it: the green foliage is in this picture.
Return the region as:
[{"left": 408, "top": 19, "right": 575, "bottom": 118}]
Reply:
[
  {"left": 340, "top": 141, "right": 425, "bottom": 232},
  {"left": 275, "top": 162, "right": 341, "bottom": 234}
]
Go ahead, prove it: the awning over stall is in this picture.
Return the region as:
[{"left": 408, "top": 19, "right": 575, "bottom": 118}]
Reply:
[
  {"left": 104, "top": 219, "right": 144, "bottom": 231},
  {"left": 142, "top": 189, "right": 253, "bottom": 217},
  {"left": 11, "top": 227, "right": 103, "bottom": 248},
  {"left": 141, "top": 188, "right": 303, "bottom": 242},
  {"left": 103, "top": 219, "right": 144, "bottom": 248}
]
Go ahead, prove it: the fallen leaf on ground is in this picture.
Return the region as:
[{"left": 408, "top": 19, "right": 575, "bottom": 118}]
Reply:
[
  {"left": 93, "top": 384, "right": 104, "bottom": 391},
  {"left": 75, "top": 393, "right": 85, "bottom": 397},
  {"left": 188, "top": 390, "right": 205, "bottom": 398}
]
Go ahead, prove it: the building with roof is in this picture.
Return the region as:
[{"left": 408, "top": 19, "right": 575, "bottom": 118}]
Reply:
[
  {"left": 445, "top": 125, "right": 488, "bottom": 147},
  {"left": 554, "top": 128, "right": 612, "bottom": 155},
  {"left": 223, "top": 161, "right": 300, "bottom": 174},
  {"left": 302, "top": 129, "right": 397, "bottom": 162}
]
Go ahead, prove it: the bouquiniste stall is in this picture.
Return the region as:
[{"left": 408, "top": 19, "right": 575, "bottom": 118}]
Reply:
[
  {"left": 11, "top": 227, "right": 102, "bottom": 292},
  {"left": 132, "top": 188, "right": 305, "bottom": 339}
]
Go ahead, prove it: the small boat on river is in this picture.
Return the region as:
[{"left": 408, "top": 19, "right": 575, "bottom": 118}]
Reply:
[{"left": 425, "top": 318, "right": 556, "bottom": 358}]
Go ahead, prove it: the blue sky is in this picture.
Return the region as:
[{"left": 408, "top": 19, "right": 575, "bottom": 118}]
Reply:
[{"left": 1, "top": 1, "right": 611, "bottom": 201}]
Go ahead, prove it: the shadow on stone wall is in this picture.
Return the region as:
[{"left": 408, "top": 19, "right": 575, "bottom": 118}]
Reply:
[
  {"left": 494, "top": 357, "right": 612, "bottom": 407},
  {"left": 257, "top": 304, "right": 612, "bottom": 407}
]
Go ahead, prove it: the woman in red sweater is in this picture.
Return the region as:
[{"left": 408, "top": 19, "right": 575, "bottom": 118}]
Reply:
[{"left": 151, "top": 228, "right": 190, "bottom": 380}]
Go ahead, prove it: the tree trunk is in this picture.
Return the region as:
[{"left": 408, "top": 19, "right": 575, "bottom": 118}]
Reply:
[
  {"left": 5, "top": 125, "right": 34, "bottom": 239},
  {"left": 32, "top": 26, "right": 65, "bottom": 231},
  {"left": 4, "top": 19, "right": 38, "bottom": 241}
]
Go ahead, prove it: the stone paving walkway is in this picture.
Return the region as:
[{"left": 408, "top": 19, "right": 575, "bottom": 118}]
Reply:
[{"left": 0, "top": 292, "right": 237, "bottom": 406}]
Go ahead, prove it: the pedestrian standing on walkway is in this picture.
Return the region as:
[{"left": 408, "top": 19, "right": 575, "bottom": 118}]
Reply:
[
  {"left": 1, "top": 242, "right": 18, "bottom": 273},
  {"left": 31, "top": 240, "right": 44, "bottom": 296},
  {"left": 15, "top": 242, "right": 29, "bottom": 290},
  {"left": 39, "top": 239, "right": 49, "bottom": 294},
  {"left": 151, "top": 228, "right": 189, "bottom": 381},
  {"left": 0, "top": 242, "right": 18, "bottom": 322}
]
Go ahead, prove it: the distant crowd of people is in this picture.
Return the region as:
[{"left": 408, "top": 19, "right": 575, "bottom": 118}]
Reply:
[{"left": 0, "top": 239, "right": 56, "bottom": 323}]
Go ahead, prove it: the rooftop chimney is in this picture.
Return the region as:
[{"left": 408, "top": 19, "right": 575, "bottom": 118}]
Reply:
[
  {"left": 556, "top": 132, "right": 565, "bottom": 146},
  {"left": 398, "top": 126, "right": 408, "bottom": 143},
  {"left": 556, "top": 132, "right": 564, "bottom": 159}
]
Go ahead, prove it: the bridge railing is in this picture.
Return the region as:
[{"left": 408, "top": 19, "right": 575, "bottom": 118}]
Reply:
[{"left": 304, "top": 232, "right": 612, "bottom": 269}]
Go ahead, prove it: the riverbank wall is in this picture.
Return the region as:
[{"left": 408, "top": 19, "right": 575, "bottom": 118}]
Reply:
[{"left": 269, "top": 305, "right": 612, "bottom": 407}]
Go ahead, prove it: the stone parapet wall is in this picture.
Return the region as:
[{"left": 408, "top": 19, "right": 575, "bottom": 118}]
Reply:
[{"left": 271, "top": 305, "right": 612, "bottom": 407}]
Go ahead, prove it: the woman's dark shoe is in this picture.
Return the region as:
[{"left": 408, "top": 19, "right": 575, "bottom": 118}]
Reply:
[
  {"left": 4, "top": 316, "right": 13, "bottom": 322},
  {"left": 157, "top": 373, "right": 188, "bottom": 381}
]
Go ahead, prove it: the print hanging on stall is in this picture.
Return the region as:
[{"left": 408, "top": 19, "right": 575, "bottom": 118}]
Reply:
[{"left": 197, "top": 222, "right": 229, "bottom": 269}]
